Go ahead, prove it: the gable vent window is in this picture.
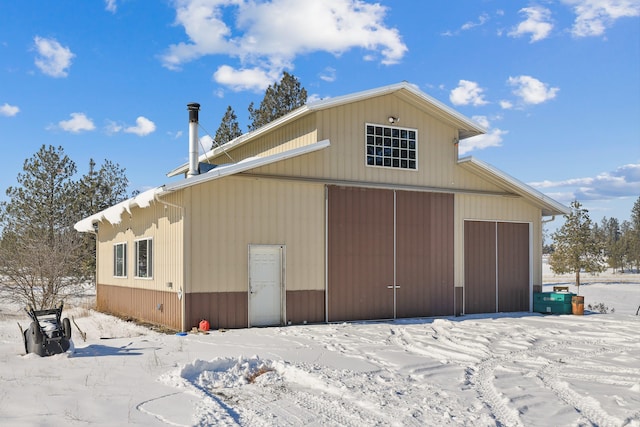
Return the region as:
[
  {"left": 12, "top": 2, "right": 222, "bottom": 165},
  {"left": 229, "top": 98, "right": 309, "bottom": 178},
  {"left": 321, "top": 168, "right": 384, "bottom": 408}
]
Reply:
[{"left": 366, "top": 123, "right": 417, "bottom": 170}]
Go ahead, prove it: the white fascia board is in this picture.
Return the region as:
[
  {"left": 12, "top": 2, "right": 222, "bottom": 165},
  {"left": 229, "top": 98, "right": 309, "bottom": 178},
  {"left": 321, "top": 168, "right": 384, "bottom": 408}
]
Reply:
[
  {"left": 458, "top": 156, "right": 570, "bottom": 216},
  {"left": 162, "top": 139, "right": 331, "bottom": 192},
  {"left": 307, "top": 82, "right": 487, "bottom": 138}
]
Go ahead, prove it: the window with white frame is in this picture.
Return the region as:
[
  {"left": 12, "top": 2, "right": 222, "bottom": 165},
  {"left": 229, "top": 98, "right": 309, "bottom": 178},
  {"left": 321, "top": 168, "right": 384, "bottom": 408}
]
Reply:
[
  {"left": 113, "top": 242, "right": 127, "bottom": 278},
  {"left": 365, "top": 123, "right": 417, "bottom": 170},
  {"left": 135, "top": 238, "right": 153, "bottom": 278}
]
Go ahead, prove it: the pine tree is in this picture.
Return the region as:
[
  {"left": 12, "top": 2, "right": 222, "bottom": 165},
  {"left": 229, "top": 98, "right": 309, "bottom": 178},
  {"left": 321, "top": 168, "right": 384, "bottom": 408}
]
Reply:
[
  {"left": 630, "top": 197, "right": 640, "bottom": 271},
  {"left": 75, "top": 158, "right": 130, "bottom": 277},
  {"left": 549, "top": 200, "right": 605, "bottom": 294},
  {"left": 600, "top": 217, "right": 623, "bottom": 272},
  {"left": 0, "top": 145, "right": 85, "bottom": 309},
  {"left": 213, "top": 105, "right": 242, "bottom": 148},
  {"left": 247, "top": 71, "right": 307, "bottom": 132}
]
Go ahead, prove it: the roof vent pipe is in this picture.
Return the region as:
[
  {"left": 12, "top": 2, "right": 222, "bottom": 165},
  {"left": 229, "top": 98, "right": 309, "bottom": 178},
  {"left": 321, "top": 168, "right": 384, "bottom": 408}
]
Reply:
[{"left": 187, "top": 102, "right": 200, "bottom": 177}]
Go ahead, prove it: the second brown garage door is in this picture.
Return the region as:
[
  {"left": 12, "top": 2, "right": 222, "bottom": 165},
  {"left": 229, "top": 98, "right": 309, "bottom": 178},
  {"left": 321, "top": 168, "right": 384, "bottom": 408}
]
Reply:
[{"left": 464, "top": 221, "right": 530, "bottom": 314}]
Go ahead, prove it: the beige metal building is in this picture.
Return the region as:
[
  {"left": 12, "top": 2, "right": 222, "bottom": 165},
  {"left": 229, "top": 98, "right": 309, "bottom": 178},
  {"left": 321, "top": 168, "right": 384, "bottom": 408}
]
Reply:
[{"left": 75, "top": 82, "right": 569, "bottom": 331}]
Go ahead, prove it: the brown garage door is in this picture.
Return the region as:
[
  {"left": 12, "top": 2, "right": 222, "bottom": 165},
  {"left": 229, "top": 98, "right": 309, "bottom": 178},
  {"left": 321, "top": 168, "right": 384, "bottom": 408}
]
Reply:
[
  {"left": 328, "top": 186, "right": 395, "bottom": 321},
  {"left": 396, "top": 191, "right": 454, "bottom": 317},
  {"left": 464, "top": 221, "right": 497, "bottom": 314},
  {"left": 497, "top": 222, "right": 530, "bottom": 312},
  {"left": 328, "top": 186, "right": 454, "bottom": 322},
  {"left": 464, "top": 221, "right": 530, "bottom": 314}
]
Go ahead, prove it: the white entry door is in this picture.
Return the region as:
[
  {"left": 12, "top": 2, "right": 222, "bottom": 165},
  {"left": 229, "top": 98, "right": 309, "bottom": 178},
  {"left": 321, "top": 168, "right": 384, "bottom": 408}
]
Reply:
[{"left": 248, "top": 245, "right": 284, "bottom": 327}]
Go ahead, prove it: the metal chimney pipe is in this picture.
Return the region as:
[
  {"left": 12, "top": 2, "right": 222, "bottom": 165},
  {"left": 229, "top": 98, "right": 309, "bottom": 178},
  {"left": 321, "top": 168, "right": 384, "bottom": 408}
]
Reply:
[{"left": 187, "top": 102, "right": 200, "bottom": 177}]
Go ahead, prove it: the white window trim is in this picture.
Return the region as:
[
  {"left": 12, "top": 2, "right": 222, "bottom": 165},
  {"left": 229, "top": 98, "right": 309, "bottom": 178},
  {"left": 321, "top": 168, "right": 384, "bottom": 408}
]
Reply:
[
  {"left": 113, "top": 242, "right": 127, "bottom": 278},
  {"left": 134, "top": 237, "right": 153, "bottom": 279},
  {"left": 365, "top": 122, "right": 418, "bottom": 171}
]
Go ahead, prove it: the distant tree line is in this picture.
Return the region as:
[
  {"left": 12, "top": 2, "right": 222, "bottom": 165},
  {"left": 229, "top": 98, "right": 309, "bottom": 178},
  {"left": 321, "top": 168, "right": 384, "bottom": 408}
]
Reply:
[
  {"left": 0, "top": 145, "right": 131, "bottom": 310},
  {"left": 547, "top": 197, "right": 640, "bottom": 292}
]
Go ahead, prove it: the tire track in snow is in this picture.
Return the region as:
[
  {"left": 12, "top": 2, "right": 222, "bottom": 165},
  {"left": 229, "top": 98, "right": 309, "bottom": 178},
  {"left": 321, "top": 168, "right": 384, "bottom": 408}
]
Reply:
[{"left": 535, "top": 344, "right": 630, "bottom": 427}]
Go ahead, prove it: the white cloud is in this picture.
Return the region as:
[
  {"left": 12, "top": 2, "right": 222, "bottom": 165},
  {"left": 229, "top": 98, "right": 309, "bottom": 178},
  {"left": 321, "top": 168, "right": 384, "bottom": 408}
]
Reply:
[
  {"left": 458, "top": 115, "right": 507, "bottom": 155},
  {"left": 499, "top": 100, "right": 513, "bottom": 110},
  {"left": 529, "top": 163, "right": 640, "bottom": 201},
  {"left": 57, "top": 113, "right": 96, "bottom": 133},
  {"left": 162, "top": 0, "right": 407, "bottom": 91},
  {"left": 449, "top": 80, "right": 488, "bottom": 106},
  {"left": 319, "top": 67, "right": 337, "bottom": 82},
  {"left": 213, "top": 65, "right": 277, "bottom": 92},
  {"left": 508, "top": 75, "right": 559, "bottom": 105},
  {"left": 509, "top": 6, "right": 554, "bottom": 42},
  {"left": 124, "top": 116, "right": 156, "bottom": 136},
  {"left": 461, "top": 13, "right": 490, "bottom": 31},
  {"left": 0, "top": 103, "right": 20, "bottom": 117},
  {"left": 33, "top": 36, "right": 75, "bottom": 78},
  {"left": 562, "top": 0, "right": 640, "bottom": 37},
  {"left": 105, "top": 120, "right": 123, "bottom": 135},
  {"left": 105, "top": 0, "right": 117, "bottom": 13},
  {"left": 442, "top": 13, "right": 490, "bottom": 36}
]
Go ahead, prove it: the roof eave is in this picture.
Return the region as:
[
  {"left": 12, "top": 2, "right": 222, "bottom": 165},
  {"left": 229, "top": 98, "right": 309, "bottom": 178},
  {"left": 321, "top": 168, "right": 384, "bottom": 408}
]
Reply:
[{"left": 458, "top": 156, "right": 570, "bottom": 217}]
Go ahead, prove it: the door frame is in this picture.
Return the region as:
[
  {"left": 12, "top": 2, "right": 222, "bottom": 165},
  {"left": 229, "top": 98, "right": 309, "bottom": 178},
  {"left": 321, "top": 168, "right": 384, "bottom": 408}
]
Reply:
[{"left": 247, "top": 244, "right": 286, "bottom": 327}]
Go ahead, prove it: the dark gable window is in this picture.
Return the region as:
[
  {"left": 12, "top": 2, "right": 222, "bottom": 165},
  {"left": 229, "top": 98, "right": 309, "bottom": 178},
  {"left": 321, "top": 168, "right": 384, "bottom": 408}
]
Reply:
[{"left": 365, "top": 123, "right": 417, "bottom": 170}]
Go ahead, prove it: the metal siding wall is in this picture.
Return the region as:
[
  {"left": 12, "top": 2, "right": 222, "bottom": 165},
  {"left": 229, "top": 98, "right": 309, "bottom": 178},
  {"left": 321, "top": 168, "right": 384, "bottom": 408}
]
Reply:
[
  {"left": 252, "top": 94, "right": 504, "bottom": 194},
  {"left": 396, "top": 191, "right": 454, "bottom": 317},
  {"left": 327, "top": 186, "right": 395, "bottom": 321},
  {"left": 94, "top": 192, "right": 185, "bottom": 329},
  {"left": 96, "top": 284, "right": 182, "bottom": 330},
  {"left": 464, "top": 221, "right": 497, "bottom": 314},
  {"left": 185, "top": 292, "right": 248, "bottom": 329},
  {"left": 497, "top": 222, "right": 530, "bottom": 312},
  {"left": 286, "top": 290, "right": 325, "bottom": 325},
  {"left": 212, "top": 115, "right": 318, "bottom": 163},
  {"left": 188, "top": 177, "right": 325, "bottom": 295}
]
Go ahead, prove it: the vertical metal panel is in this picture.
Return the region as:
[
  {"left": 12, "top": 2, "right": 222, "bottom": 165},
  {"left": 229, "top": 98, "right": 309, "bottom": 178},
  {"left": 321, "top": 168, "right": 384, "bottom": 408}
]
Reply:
[
  {"left": 327, "top": 186, "right": 394, "bottom": 321},
  {"left": 286, "top": 290, "right": 325, "bottom": 324},
  {"left": 96, "top": 191, "right": 184, "bottom": 294},
  {"left": 188, "top": 177, "right": 325, "bottom": 294},
  {"left": 497, "top": 222, "right": 530, "bottom": 312},
  {"left": 250, "top": 94, "right": 509, "bottom": 196},
  {"left": 464, "top": 221, "right": 497, "bottom": 314},
  {"left": 212, "top": 115, "right": 317, "bottom": 163},
  {"left": 396, "top": 191, "right": 454, "bottom": 317},
  {"left": 185, "top": 292, "right": 248, "bottom": 329},
  {"left": 96, "top": 284, "right": 182, "bottom": 330}
]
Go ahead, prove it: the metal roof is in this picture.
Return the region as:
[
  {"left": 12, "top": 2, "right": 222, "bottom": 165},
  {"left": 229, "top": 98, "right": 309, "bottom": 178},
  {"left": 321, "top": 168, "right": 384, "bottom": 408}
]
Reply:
[
  {"left": 74, "top": 139, "right": 331, "bottom": 231},
  {"left": 457, "top": 156, "right": 570, "bottom": 217}
]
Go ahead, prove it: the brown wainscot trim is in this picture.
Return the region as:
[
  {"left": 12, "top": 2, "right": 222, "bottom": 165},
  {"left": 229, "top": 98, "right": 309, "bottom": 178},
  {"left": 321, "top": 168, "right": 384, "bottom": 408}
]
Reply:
[
  {"left": 97, "top": 284, "right": 182, "bottom": 331},
  {"left": 185, "top": 292, "right": 248, "bottom": 330},
  {"left": 286, "top": 290, "right": 325, "bottom": 325}
]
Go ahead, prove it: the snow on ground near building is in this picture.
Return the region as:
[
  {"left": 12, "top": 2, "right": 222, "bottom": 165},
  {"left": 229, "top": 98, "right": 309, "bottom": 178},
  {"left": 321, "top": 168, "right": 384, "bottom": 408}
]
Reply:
[{"left": 0, "top": 270, "right": 639, "bottom": 426}]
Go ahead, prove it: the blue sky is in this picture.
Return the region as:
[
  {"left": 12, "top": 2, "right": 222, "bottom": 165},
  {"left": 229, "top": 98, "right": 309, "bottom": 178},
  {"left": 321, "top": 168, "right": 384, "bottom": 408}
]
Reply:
[{"left": 1, "top": 0, "right": 639, "bottom": 231}]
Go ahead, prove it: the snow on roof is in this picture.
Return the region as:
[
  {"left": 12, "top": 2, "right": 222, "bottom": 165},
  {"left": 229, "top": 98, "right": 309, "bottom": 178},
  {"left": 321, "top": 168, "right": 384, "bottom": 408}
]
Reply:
[
  {"left": 74, "top": 187, "right": 162, "bottom": 233},
  {"left": 74, "top": 139, "right": 331, "bottom": 232}
]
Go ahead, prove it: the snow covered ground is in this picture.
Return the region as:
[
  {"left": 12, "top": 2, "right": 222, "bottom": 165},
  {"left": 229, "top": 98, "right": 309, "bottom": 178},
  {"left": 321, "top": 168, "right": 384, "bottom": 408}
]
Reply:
[{"left": 0, "top": 268, "right": 639, "bottom": 426}]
